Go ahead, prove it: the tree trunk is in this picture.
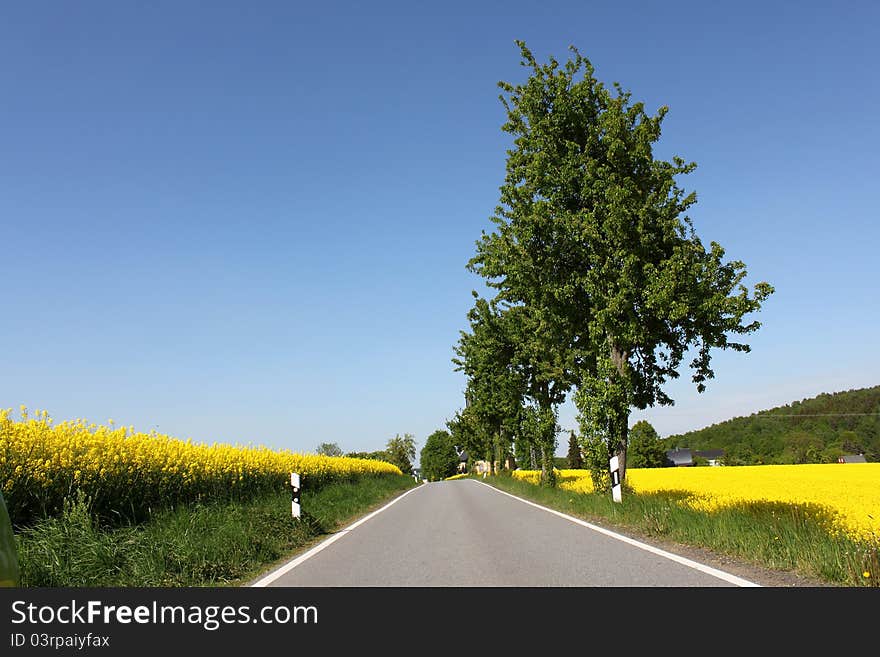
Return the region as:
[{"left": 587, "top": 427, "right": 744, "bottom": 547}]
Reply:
[
  {"left": 614, "top": 412, "right": 629, "bottom": 484},
  {"left": 538, "top": 401, "right": 557, "bottom": 487},
  {"left": 540, "top": 442, "right": 556, "bottom": 487}
]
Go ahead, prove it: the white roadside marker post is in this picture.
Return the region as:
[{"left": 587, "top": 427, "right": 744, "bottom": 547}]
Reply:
[
  {"left": 290, "top": 472, "right": 301, "bottom": 519},
  {"left": 609, "top": 455, "right": 622, "bottom": 503}
]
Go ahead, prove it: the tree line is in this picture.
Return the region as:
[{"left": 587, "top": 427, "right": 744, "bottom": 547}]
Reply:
[
  {"left": 317, "top": 433, "right": 418, "bottom": 476},
  {"left": 662, "top": 385, "right": 880, "bottom": 464},
  {"left": 325, "top": 383, "right": 877, "bottom": 486}
]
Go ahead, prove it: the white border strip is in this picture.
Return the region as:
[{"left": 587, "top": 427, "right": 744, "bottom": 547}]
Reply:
[
  {"left": 250, "top": 484, "right": 424, "bottom": 587},
  {"left": 474, "top": 479, "right": 761, "bottom": 587}
]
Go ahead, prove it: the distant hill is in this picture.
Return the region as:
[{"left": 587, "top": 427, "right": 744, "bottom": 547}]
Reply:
[{"left": 662, "top": 385, "right": 880, "bottom": 465}]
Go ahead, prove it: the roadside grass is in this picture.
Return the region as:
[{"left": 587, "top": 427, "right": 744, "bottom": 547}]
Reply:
[
  {"left": 14, "top": 474, "right": 418, "bottom": 587},
  {"left": 477, "top": 473, "right": 878, "bottom": 587}
]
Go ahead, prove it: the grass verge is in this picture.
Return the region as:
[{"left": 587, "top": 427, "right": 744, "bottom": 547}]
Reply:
[
  {"left": 478, "top": 473, "right": 878, "bottom": 587},
  {"left": 15, "top": 474, "right": 418, "bottom": 587}
]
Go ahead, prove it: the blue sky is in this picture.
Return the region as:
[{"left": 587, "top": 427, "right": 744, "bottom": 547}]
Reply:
[{"left": 2, "top": 1, "right": 878, "bottom": 461}]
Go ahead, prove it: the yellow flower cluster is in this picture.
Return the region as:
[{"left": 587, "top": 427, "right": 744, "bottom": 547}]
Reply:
[
  {"left": 513, "top": 464, "right": 880, "bottom": 543},
  {"left": 511, "top": 470, "right": 543, "bottom": 486},
  {"left": 0, "top": 407, "right": 401, "bottom": 525}
]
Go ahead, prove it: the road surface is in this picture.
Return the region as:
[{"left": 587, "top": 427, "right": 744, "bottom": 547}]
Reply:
[{"left": 251, "top": 478, "right": 757, "bottom": 587}]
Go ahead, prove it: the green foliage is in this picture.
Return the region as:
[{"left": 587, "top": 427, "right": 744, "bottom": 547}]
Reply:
[
  {"left": 580, "top": 430, "right": 611, "bottom": 493},
  {"left": 15, "top": 476, "right": 416, "bottom": 587},
  {"left": 513, "top": 405, "right": 542, "bottom": 470},
  {"left": 316, "top": 442, "right": 343, "bottom": 457},
  {"left": 446, "top": 406, "right": 488, "bottom": 475},
  {"left": 575, "top": 385, "right": 612, "bottom": 490},
  {"left": 466, "top": 40, "right": 772, "bottom": 486},
  {"left": 627, "top": 420, "right": 667, "bottom": 468},
  {"left": 346, "top": 450, "right": 390, "bottom": 462},
  {"left": 453, "top": 295, "right": 527, "bottom": 475},
  {"left": 663, "top": 386, "right": 880, "bottom": 464},
  {"left": 534, "top": 405, "right": 559, "bottom": 486},
  {"left": 385, "top": 433, "right": 417, "bottom": 475},
  {"left": 566, "top": 431, "right": 583, "bottom": 469},
  {"left": 419, "top": 430, "right": 459, "bottom": 482}
]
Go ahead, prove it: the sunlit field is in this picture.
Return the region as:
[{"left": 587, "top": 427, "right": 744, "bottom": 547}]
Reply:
[
  {"left": 1, "top": 407, "right": 401, "bottom": 526},
  {"left": 513, "top": 464, "right": 880, "bottom": 543}
]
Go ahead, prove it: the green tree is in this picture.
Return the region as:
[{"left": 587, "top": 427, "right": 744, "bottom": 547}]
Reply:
[
  {"left": 470, "top": 40, "right": 772, "bottom": 487},
  {"left": 453, "top": 295, "right": 529, "bottom": 476},
  {"left": 420, "top": 430, "right": 459, "bottom": 481},
  {"left": 456, "top": 300, "right": 569, "bottom": 486},
  {"left": 514, "top": 403, "right": 543, "bottom": 471},
  {"left": 839, "top": 430, "right": 865, "bottom": 456},
  {"left": 627, "top": 420, "right": 667, "bottom": 468},
  {"left": 577, "top": 387, "right": 612, "bottom": 490},
  {"left": 566, "top": 431, "right": 583, "bottom": 469},
  {"left": 446, "top": 408, "right": 480, "bottom": 473},
  {"left": 781, "top": 431, "right": 824, "bottom": 464},
  {"left": 660, "top": 385, "right": 880, "bottom": 464},
  {"left": 385, "top": 433, "right": 417, "bottom": 475},
  {"left": 316, "top": 442, "right": 343, "bottom": 457}
]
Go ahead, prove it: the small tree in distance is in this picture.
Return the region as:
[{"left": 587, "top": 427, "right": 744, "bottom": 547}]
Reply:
[
  {"left": 626, "top": 421, "right": 667, "bottom": 468},
  {"left": 316, "top": 442, "right": 343, "bottom": 457},
  {"left": 566, "top": 431, "right": 583, "bottom": 469},
  {"left": 386, "top": 433, "right": 417, "bottom": 475}
]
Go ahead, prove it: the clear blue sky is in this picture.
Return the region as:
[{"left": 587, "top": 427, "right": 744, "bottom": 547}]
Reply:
[{"left": 2, "top": 1, "right": 878, "bottom": 461}]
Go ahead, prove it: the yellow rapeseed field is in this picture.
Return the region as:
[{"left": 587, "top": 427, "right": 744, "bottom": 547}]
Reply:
[
  {"left": 513, "top": 464, "right": 880, "bottom": 543},
  {"left": 0, "top": 407, "right": 401, "bottom": 525}
]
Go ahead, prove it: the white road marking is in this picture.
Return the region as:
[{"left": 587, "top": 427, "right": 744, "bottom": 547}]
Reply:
[
  {"left": 473, "top": 479, "right": 762, "bottom": 587},
  {"left": 249, "top": 484, "right": 425, "bottom": 587}
]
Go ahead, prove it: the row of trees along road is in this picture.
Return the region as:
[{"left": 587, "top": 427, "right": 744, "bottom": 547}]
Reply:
[
  {"left": 450, "top": 41, "right": 773, "bottom": 490},
  {"left": 318, "top": 434, "right": 418, "bottom": 476}
]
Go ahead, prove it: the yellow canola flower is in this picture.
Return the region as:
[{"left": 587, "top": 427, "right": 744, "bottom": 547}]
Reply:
[
  {"left": 0, "top": 407, "right": 402, "bottom": 524},
  {"left": 514, "top": 464, "right": 880, "bottom": 543}
]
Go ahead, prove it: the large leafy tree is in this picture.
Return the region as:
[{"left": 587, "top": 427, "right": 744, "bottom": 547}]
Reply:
[
  {"left": 419, "top": 430, "right": 460, "bottom": 481},
  {"left": 470, "top": 40, "right": 773, "bottom": 486}
]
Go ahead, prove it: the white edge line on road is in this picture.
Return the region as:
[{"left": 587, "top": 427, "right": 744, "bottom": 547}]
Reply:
[
  {"left": 249, "top": 484, "right": 425, "bottom": 587},
  {"left": 473, "top": 479, "right": 762, "bottom": 587}
]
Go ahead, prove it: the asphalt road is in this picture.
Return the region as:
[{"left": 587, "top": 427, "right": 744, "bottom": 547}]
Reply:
[{"left": 251, "top": 479, "right": 758, "bottom": 587}]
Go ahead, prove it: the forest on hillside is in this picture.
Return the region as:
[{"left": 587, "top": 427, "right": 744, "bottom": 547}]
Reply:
[{"left": 661, "top": 385, "right": 880, "bottom": 465}]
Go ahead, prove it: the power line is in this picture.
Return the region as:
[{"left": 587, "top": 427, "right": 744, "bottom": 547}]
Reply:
[
  {"left": 751, "top": 413, "right": 880, "bottom": 418},
  {"left": 559, "top": 413, "right": 879, "bottom": 427}
]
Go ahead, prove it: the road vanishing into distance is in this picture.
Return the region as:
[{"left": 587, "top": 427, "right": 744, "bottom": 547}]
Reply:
[{"left": 250, "top": 479, "right": 758, "bottom": 587}]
